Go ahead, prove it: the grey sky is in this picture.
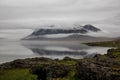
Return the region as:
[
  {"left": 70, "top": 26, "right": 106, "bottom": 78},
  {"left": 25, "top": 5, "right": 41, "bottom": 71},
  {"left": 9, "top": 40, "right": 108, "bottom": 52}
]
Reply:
[
  {"left": 0, "top": 0, "right": 120, "bottom": 39},
  {"left": 0, "top": 0, "right": 120, "bottom": 26}
]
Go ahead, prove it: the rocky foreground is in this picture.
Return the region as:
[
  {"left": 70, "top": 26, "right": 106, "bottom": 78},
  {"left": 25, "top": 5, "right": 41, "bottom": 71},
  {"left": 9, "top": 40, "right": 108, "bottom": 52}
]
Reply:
[{"left": 0, "top": 48, "right": 120, "bottom": 80}]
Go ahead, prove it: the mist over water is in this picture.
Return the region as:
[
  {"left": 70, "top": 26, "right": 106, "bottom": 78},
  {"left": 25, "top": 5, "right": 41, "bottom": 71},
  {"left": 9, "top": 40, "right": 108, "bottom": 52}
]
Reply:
[{"left": 0, "top": 40, "right": 111, "bottom": 63}]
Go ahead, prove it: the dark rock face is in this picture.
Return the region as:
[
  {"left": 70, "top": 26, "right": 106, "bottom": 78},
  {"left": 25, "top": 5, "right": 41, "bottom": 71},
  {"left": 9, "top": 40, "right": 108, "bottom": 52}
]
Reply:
[
  {"left": 30, "top": 64, "right": 73, "bottom": 80},
  {"left": 83, "top": 24, "right": 101, "bottom": 32},
  {"left": 107, "top": 48, "right": 120, "bottom": 58},
  {"left": 76, "top": 56, "right": 120, "bottom": 80},
  {"left": 31, "top": 28, "right": 88, "bottom": 36},
  {"left": 24, "top": 24, "right": 101, "bottom": 40},
  {"left": 0, "top": 57, "right": 53, "bottom": 69},
  {"left": 30, "top": 65, "right": 48, "bottom": 80}
]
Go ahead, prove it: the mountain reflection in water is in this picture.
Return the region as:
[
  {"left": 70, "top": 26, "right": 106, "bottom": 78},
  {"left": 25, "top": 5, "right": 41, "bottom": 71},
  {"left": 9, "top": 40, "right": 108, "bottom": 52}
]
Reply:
[
  {"left": 0, "top": 40, "right": 111, "bottom": 63},
  {"left": 22, "top": 40, "right": 110, "bottom": 59}
]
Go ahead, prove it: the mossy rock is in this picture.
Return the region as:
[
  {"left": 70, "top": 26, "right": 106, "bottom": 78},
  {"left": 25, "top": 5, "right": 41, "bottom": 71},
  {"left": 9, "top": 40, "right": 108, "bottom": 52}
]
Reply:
[
  {"left": 107, "top": 48, "right": 120, "bottom": 60},
  {"left": 76, "top": 55, "right": 120, "bottom": 80},
  {"left": 30, "top": 64, "right": 74, "bottom": 80}
]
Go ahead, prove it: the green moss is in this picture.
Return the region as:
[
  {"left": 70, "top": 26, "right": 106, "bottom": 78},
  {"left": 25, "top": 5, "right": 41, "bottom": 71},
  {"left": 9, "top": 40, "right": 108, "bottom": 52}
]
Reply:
[
  {"left": 84, "top": 40, "right": 120, "bottom": 60},
  {"left": 112, "top": 52, "right": 120, "bottom": 60},
  {"left": 0, "top": 59, "right": 79, "bottom": 80},
  {"left": 84, "top": 40, "right": 120, "bottom": 47},
  {"left": 106, "top": 48, "right": 120, "bottom": 60},
  {"left": 59, "top": 69, "right": 80, "bottom": 80},
  {"left": 58, "top": 60, "right": 78, "bottom": 65},
  {"left": 0, "top": 68, "right": 37, "bottom": 80}
]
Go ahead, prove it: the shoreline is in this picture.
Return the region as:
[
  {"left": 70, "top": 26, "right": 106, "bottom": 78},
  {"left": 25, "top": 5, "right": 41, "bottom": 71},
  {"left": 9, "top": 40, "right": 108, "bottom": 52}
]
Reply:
[
  {"left": 0, "top": 47, "right": 120, "bottom": 80},
  {"left": 0, "top": 40, "right": 120, "bottom": 80}
]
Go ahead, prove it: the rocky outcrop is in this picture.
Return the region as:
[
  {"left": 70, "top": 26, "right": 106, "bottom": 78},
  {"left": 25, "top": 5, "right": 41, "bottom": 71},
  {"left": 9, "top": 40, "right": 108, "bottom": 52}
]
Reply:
[
  {"left": 107, "top": 48, "right": 120, "bottom": 59},
  {"left": 0, "top": 57, "right": 54, "bottom": 69},
  {"left": 0, "top": 48, "right": 120, "bottom": 80},
  {"left": 76, "top": 54, "right": 120, "bottom": 80},
  {"left": 30, "top": 64, "right": 73, "bottom": 80}
]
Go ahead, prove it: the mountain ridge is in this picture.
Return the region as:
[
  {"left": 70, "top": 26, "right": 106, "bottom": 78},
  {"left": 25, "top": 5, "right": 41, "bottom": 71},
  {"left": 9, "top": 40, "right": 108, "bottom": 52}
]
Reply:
[{"left": 23, "top": 24, "right": 101, "bottom": 40}]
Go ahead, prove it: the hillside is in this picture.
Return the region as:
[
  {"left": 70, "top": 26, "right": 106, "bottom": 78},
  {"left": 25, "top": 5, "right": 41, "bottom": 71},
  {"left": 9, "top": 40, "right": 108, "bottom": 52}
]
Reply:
[{"left": 23, "top": 24, "right": 101, "bottom": 40}]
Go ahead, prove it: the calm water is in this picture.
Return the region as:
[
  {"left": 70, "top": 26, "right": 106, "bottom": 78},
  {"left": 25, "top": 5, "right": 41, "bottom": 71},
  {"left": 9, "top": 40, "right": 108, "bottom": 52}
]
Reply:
[{"left": 0, "top": 40, "right": 111, "bottom": 63}]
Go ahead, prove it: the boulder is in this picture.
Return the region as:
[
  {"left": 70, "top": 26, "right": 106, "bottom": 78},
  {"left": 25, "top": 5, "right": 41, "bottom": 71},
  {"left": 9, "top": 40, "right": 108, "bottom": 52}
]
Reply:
[
  {"left": 76, "top": 56, "right": 120, "bottom": 80},
  {"left": 30, "top": 64, "right": 73, "bottom": 80}
]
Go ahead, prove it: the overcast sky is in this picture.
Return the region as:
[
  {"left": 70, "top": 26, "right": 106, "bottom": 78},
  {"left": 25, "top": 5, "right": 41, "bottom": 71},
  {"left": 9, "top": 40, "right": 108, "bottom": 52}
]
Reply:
[
  {"left": 0, "top": 0, "right": 120, "bottom": 26},
  {"left": 0, "top": 0, "right": 120, "bottom": 39}
]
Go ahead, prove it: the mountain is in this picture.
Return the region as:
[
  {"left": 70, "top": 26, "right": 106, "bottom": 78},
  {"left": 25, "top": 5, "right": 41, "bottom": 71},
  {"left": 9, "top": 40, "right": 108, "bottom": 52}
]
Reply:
[
  {"left": 83, "top": 24, "right": 100, "bottom": 32},
  {"left": 24, "top": 34, "right": 113, "bottom": 42},
  {"left": 23, "top": 24, "right": 101, "bottom": 40},
  {"left": 31, "top": 24, "right": 100, "bottom": 36},
  {"left": 31, "top": 28, "right": 87, "bottom": 36}
]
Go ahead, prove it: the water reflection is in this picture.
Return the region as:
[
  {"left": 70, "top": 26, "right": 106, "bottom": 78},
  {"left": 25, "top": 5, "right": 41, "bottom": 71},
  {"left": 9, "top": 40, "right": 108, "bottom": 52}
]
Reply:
[
  {"left": 0, "top": 40, "right": 110, "bottom": 63},
  {"left": 22, "top": 40, "right": 110, "bottom": 59}
]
